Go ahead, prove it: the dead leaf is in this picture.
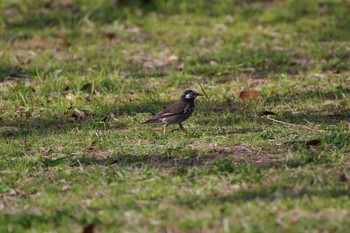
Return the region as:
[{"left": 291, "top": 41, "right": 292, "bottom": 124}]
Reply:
[
  {"left": 239, "top": 90, "right": 262, "bottom": 101},
  {"left": 306, "top": 139, "right": 321, "bottom": 146},
  {"left": 81, "top": 223, "right": 95, "bottom": 233}
]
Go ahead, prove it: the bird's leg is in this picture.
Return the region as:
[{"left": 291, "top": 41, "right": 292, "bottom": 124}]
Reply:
[
  {"left": 163, "top": 124, "right": 167, "bottom": 135},
  {"left": 178, "top": 123, "right": 186, "bottom": 132}
]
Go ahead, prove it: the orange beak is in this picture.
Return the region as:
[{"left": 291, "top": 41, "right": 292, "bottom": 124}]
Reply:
[{"left": 197, "top": 92, "right": 204, "bottom": 96}]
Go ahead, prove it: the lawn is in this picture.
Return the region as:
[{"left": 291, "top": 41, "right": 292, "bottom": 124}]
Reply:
[{"left": 1, "top": 0, "right": 350, "bottom": 232}]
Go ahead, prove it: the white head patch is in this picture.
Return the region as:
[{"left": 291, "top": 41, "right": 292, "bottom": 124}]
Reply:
[{"left": 185, "top": 93, "right": 192, "bottom": 99}]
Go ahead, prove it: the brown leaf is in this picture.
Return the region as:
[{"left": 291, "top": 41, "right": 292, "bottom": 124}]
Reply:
[
  {"left": 81, "top": 223, "right": 95, "bottom": 233},
  {"left": 306, "top": 139, "right": 321, "bottom": 146},
  {"left": 239, "top": 90, "right": 262, "bottom": 101}
]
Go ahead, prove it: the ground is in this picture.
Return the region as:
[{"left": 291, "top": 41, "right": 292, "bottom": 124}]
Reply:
[{"left": 1, "top": 0, "right": 350, "bottom": 232}]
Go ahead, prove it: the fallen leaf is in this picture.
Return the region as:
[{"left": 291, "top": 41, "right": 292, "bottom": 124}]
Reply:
[
  {"left": 306, "top": 139, "right": 321, "bottom": 146},
  {"left": 81, "top": 223, "right": 95, "bottom": 233},
  {"left": 239, "top": 90, "right": 261, "bottom": 101}
]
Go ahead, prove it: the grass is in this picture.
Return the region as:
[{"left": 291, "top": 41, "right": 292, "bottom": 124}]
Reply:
[{"left": 1, "top": 0, "right": 350, "bottom": 232}]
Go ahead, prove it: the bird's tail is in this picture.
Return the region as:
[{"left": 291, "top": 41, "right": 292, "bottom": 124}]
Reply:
[{"left": 141, "top": 118, "right": 158, "bottom": 124}]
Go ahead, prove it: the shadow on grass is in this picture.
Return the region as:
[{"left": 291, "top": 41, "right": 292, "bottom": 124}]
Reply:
[
  {"left": 266, "top": 87, "right": 350, "bottom": 103},
  {"left": 0, "top": 98, "right": 193, "bottom": 140},
  {"left": 0, "top": 65, "right": 36, "bottom": 81},
  {"left": 3, "top": 1, "right": 156, "bottom": 31},
  {"left": 1, "top": 94, "right": 349, "bottom": 138},
  {"left": 281, "top": 109, "right": 350, "bottom": 125},
  {"left": 193, "top": 184, "right": 349, "bottom": 207},
  {"left": 262, "top": 88, "right": 350, "bottom": 125},
  {"left": 41, "top": 144, "right": 332, "bottom": 175}
]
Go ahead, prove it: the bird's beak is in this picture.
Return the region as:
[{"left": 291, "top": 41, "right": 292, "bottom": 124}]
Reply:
[{"left": 197, "top": 93, "right": 204, "bottom": 96}]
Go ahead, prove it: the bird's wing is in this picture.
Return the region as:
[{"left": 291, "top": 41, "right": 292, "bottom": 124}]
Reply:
[
  {"left": 142, "top": 101, "right": 187, "bottom": 124},
  {"left": 155, "top": 101, "right": 187, "bottom": 117}
]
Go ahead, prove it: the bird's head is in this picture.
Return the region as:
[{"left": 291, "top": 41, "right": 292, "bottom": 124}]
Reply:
[{"left": 181, "top": 90, "right": 204, "bottom": 100}]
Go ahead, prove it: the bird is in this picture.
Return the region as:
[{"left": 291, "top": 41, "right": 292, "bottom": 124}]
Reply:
[{"left": 142, "top": 90, "right": 204, "bottom": 134}]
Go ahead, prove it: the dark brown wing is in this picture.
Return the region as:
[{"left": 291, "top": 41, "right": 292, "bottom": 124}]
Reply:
[
  {"left": 142, "top": 100, "right": 186, "bottom": 124},
  {"left": 155, "top": 100, "right": 186, "bottom": 116}
]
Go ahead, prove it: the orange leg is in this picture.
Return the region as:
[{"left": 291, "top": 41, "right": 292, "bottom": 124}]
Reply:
[{"left": 163, "top": 124, "right": 167, "bottom": 135}]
